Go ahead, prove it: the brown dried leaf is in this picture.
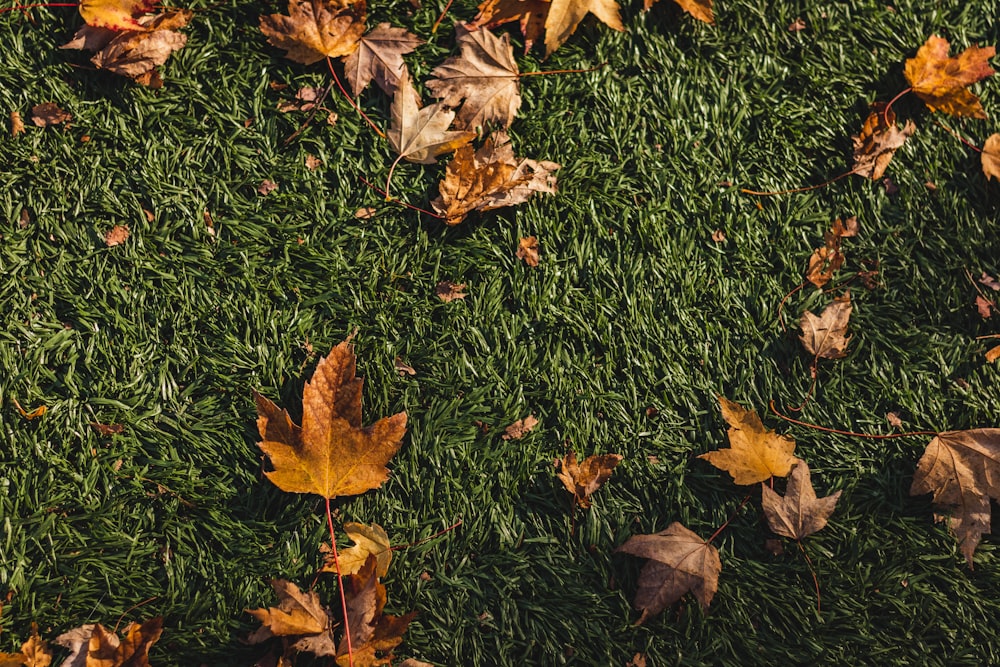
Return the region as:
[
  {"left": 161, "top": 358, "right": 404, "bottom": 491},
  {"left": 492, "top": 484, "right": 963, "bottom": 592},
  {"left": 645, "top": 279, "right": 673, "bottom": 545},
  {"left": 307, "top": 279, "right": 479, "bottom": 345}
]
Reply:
[
  {"left": 388, "top": 71, "right": 475, "bottom": 165},
  {"left": 10, "top": 111, "right": 25, "bottom": 136},
  {"left": 887, "top": 411, "right": 903, "bottom": 428},
  {"left": 260, "top": 0, "right": 366, "bottom": 65},
  {"left": 393, "top": 357, "right": 416, "bottom": 376},
  {"left": 90, "top": 422, "right": 125, "bottom": 435},
  {"left": 435, "top": 280, "right": 467, "bottom": 302},
  {"left": 305, "top": 154, "right": 322, "bottom": 170},
  {"left": 258, "top": 179, "right": 278, "bottom": 195},
  {"left": 105, "top": 225, "right": 130, "bottom": 247},
  {"left": 53, "top": 624, "right": 94, "bottom": 667},
  {"left": 248, "top": 580, "right": 338, "bottom": 657},
  {"left": 342, "top": 23, "right": 422, "bottom": 97},
  {"left": 616, "top": 522, "right": 721, "bottom": 624},
  {"left": 75, "top": 618, "right": 162, "bottom": 667},
  {"left": 516, "top": 235, "right": 539, "bottom": 266},
  {"left": 799, "top": 292, "right": 852, "bottom": 361},
  {"left": 355, "top": 207, "right": 377, "bottom": 219},
  {"left": 851, "top": 104, "right": 915, "bottom": 180},
  {"left": 976, "top": 295, "right": 994, "bottom": 318},
  {"left": 910, "top": 429, "right": 1000, "bottom": 567},
  {"left": 336, "top": 556, "right": 416, "bottom": 667},
  {"left": 12, "top": 625, "right": 51, "bottom": 667},
  {"left": 986, "top": 345, "right": 1000, "bottom": 363},
  {"left": 761, "top": 460, "right": 841, "bottom": 540},
  {"left": 904, "top": 35, "right": 995, "bottom": 119},
  {"left": 31, "top": 103, "right": 72, "bottom": 127},
  {"left": 979, "top": 272, "right": 1000, "bottom": 291},
  {"left": 255, "top": 339, "right": 407, "bottom": 499},
  {"left": 555, "top": 451, "right": 622, "bottom": 508},
  {"left": 805, "top": 217, "right": 857, "bottom": 288},
  {"left": 426, "top": 23, "right": 521, "bottom": 131},
  {"left": 431, "top": 132, "right": 558, "bottom": 225},
  {"left": 502, "top": 414, "right": 537, "bottom": 440},
  {"left": 698, "top": 396, "right": 797, "bottom": 485},
  {"left": 787, "top": 17, "right": 805, "bottom": 31},
  {"left": 982, "top": 134, "right": 1000, "bottom": 182}
]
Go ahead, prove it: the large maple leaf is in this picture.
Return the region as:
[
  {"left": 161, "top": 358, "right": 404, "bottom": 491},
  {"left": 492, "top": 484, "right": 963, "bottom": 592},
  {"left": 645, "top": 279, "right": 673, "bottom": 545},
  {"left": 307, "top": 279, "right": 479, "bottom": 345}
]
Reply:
[
  {"left": 387, "top": 71, "right": 475, "bottom": 164},
  {"left": 699, "top": 396, "right": 797, "bottom": 485},
  {"left": 910, "top": 429, "right": 1000, "bottom": 568},
  {"left": 904, "top": 35, "right": 995, "bottom": 119},
  {"left": 260, "top": 0, "right": 367, "bottom": 65},
  {"left": 254, "top": 339, "right": 407, "bottom": 499},
  {"left": 342, "top": 23, "right": 422, "bottom": 97},
  {"left": 247, "top": 579, "right": 338, "bottom": 657},
  {"left": 78, "top": 0, "right": 157, "bottom": 31}
]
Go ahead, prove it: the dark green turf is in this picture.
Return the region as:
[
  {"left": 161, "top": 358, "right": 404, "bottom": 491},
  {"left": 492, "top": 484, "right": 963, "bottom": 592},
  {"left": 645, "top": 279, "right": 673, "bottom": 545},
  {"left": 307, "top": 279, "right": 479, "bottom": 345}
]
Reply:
[{"left": 1, "top": 0, "right": 1000, "bottom": 664}]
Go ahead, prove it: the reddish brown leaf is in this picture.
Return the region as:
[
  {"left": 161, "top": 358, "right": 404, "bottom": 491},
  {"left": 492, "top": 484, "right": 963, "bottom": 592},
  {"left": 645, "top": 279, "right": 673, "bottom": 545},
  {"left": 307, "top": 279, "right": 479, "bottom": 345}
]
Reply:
[
  {"left": 30, "top": 103, "right": 71, "bottom": 127},
  {"left": 516, "top": 235, "right": 539, "bottom": 267},
  {"left": 469, "top": 0, "right": 548, "bottom": 53},
  {"left": 502, "top": 414, "right": 537, "bottom": 440},
  {"left": 805, "top": 217, "right": 857, "bottom": 288},
  {"left": 247, "top": 579, "right": 337, "bottom": 657},
  {"left": 336, "top": 556, "right": 416, "bottom": 667},
  {"left": 105, "top": 224, "right": 130, "bottom": 247},
  {"left": 904, "top": 35, "right": 995, "bottom": 119},
  {"left": 986, "top": 345, "right": 1000, "bottom": 363},
  {"left": 258, "top": 179, "right": 278, "bottom": 195},
  {"left": 851, "top": 104, "right": 915, "bottom": 180},
  {"left": 976, "top": 295, "right": 994, "bottom": 318}
]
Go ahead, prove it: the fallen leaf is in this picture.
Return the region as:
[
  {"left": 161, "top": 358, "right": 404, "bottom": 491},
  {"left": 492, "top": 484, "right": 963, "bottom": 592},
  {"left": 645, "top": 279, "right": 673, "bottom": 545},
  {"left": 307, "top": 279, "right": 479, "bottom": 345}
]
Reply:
[
  {"left": 698, "top": 396, "right": 796, "bottom": 485},
  {"left": 322, "top": 522, "right": 392, "bottom": 577},
  {"left": 426, "top": 23, "right": 521, "bottom": 131},
  {"left": 626, "top": 653, "right": 647, "bottom": 667},
  {"left": 431, "top": 132, "right": 559, "bottom": 225},
  {"left": 543, "top": 0, "right": 623, "bottom": 57},
  {"left": 887, "top": 411, "right": 903, "bottom": 428},
  {"left": 799, "top": 291, "right": 852, "bottom": 361},
  {"left": 53, "top": 624, "right": 95, "bottom": 667},
  {"left": 4, "top": 625, "right": 51, "bottom": 667},
  {"left": 55, "top": 618, "right": 162, "bottom": 667},
  {"left": 806, "top": 217, "right": 857, "bottom": 288},
  {"left": 388, "top": 71, "right": 475, "bottom": 164},
  {"left": 764, "top": 538, "right": 784, "bottom": 555},
  {"left": 258, "top": 179, "right": 279, "bottom": 195},
  {"left": 516, "top": 235, "right": 539, "bottom": 266},
  {"left": 910, "top": 429, "right": 1000, "bottom": 567},
  {"left": 555, "top": 451, "right": 622, "bottom": 508},
  {"left": 904, "top": 35, "right": 995, "bottom": 119},
  {"left": 13, "top": 399, "right": 46, "bottom": 420},
  {"left": 260, "top": 0, "right": 367, "bottom": 65},
  {"left": 337, "top": 555, "right": 416, "bottom": 667},
  {"left": 394, "top": 357, "right": 416, "bottom": 376},
  {"left": 105, "top": 224, "right": 130, "bottom": 246},
  {"left": 986, "top": 345, "right": 1000, "bottom": 363},
  {"left": 435, "top": 280, "right": 467, "bottom": 302},
  {"left": 342, "top": 23, "right": 422, "bottom": 97},
  {"left": 983, "top": 134, "right": 1000, "bottom": 182},
  {"left": 711, "top": 229, "right": 725, "bottom": 242},
  {"left": 469, "top": 0, "right": 549, "bottom": 54},
  {"left": 616, "top": 522, "right": 721, "bottom": 624},
  {"left": 644, "top": 0, "right": 713, "bottom": 22},
  {"left": 502, "top": 414, "right": 537, "bottom": 440},
  {"left": 305, "top": 154, "right": 322, "bottom": 170},
  {"left": 976, "top": 295, "right": 994, "bottom": 318},
  {"left": 397, "top": 660, "right": 434, "bottom": 667},
  {"left": 247, "top": 579, "right": 337, "bottom": 656},
  {"left": 979, "top": 272, "right": 1000, "bottom": 291},
  {"left": 761, "top": 460, "right": 841, "bottom": 540},
  {"left": 0, "top": 654, "right": 26, "bottom": 667},
  {"left": 31, "top": 103, "right": 72, "bottom": 127},
  {"left": 79, "top": 0, "right": 156, "bottom": 30},
  {"left": 787, "top": 17, "right": 805, "bottom": 31},
  {"left": 851, "top": 104, "right": 915, "bottom": 179},
  {"left": 881, "top": 176, "right": 899, "bottom": 196},
  {"left": 10, "top": 111, "right": 24, "bottom": 136},
  {"left": 90, "top": 422, "right": 125, "bottom": 435},
  {"left": 254, "top": 339, "right": 407, "bottom": 499},
  {"left": 355, "top": 207, "right": 377, "bottom": 219}
]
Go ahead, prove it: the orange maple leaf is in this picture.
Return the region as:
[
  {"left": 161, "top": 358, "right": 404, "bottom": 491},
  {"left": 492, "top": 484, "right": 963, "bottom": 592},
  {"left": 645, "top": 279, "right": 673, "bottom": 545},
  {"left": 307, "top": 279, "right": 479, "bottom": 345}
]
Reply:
[
  {"left": 79, "top": 0, "right": 157, "bottom": 31},
  {"left": 260, "top": 0, "right": 367, "bottom": 65},
  {"left": 699, "top": 397, "right": 796, "bottom": 485},
  {"left": 904, "top": 35, "right": 996, "bottom": 119},
  {"left": 254, "top": 339, "right": 407, "bottom": 499}
]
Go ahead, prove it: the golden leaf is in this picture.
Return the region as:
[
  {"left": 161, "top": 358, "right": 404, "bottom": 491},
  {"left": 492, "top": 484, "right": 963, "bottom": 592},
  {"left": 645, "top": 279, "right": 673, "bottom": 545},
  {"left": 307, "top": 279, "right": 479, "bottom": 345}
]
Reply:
[
  {"left": 904, "top": 35, "right": 995, "bottom": 119},
  {"left": 698, "top": 397, "right": 796, "bottom": 485}
]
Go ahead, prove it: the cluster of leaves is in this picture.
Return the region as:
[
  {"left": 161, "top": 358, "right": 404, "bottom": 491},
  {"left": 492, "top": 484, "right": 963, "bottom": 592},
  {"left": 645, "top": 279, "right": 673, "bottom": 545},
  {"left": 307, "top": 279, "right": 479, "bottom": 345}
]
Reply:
[{"left": 0, "top": 618, "right": 163, "bottom": 667}]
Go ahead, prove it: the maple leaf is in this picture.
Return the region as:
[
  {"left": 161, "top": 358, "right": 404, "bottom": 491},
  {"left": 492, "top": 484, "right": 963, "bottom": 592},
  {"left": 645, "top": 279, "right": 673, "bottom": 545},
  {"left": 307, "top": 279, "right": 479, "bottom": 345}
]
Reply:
[
  {"left": 426, "top": 23, "right": 521, "bottom": 131},
  {"left": 643, "top": 0, "right": 713, "bottom": 22},
  {"left": 260, "top": 0, "right": 367, "bottom": 65},
  {"left": 79, "top": 0, "right": 157, "bottom": 30},
  {"left": 55, "top": 618, "right": 162, "bottom": 667},
  {"left": 982, "top": 133, "right": 1000, "bottom": 182},
  {"left": 805, "top": 217, "right": 857, "bottom": 288},
  {"left": 543, "top": 0, "right": 623, "bottom": 57},
  {"left": 761, "top": 460, "right": 841, "bottom": 540},
  {"left": 0, "top": 624, "right": 51, "bottom": 667},
  {"left": 616, "top": 522, "right": 721, "bottom": 624},
  {"left": 469, "top": 0, "right": 548, "bottom": 53},
  {"left": 247, "top": 579, "right": 338, "bottom": 657},
  {"left": 904, "top": 35, "right": 995, "bottom": 119},
  {"left": 851, "top": 104, "right": 915, "bottom": 180},
  {"left": 337, "top": 555, "right": 416, "bottom": 667},
  {"left": 698, "top": 396, "right": 797, "bottom": 485},
  {"left": 799, "top": 291, "right": 852, "bottom": 362},
  {"left": 322, "top": 522, "right": 392, "bottom": 577},
  {"left": 388, "top": 71, "right": 475, "bottom": 164},
  {"left": 342, "top": 23, "right": 422, "bottom": 97},
  {"left": 555, "top": 450, "right": 622, "bottom": 508},
  {"left": 910, "top": 429, "right": 1000, "bottom": 568},
  {"left": 254, "top": 339, "right": 407, "bottom": 499},
  {"left": 431, "top": 132, "right": 559, "bottom": 224},
  {"left": 62, "top": 10, "right": 192, "bottom": 88}
]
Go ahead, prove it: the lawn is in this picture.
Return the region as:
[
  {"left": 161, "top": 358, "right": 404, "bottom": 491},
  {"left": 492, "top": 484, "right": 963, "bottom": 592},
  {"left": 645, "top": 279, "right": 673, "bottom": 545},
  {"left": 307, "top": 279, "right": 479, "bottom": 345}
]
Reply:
[{"left": 1, "top": 0, "right": 1000, "bottom": 664}]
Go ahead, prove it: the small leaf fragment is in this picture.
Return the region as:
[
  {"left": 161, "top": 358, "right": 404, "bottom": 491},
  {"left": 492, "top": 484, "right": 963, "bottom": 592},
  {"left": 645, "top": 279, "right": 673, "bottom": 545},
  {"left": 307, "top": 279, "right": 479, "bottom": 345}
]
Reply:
[
  {"left": 516, "top": 235, "right": 539, "bottom": 266},
  {"left": 105, "top": 225, "right": 130, "bottom": 247},
  {"left": 31, "top": 103, "right": 71, "bottom": 127},
  {"left": 502, "top": 414, "right": 537, "bottom": 440},
  {"left": 10, "top": 111, "right": 25, "bottom": 136},
  {"left": 435, "top": 280, "right": 467, "bottom": 302}
]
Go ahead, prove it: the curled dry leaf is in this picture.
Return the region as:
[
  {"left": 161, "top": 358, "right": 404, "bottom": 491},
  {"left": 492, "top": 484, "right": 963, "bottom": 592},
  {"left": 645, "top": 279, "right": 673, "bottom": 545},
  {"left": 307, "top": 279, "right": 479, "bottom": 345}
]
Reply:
[
  {"left": 79, "top": 0, "right": 156, "bottom": 30},
  {"left": 976, "top": 295, "right": 994, "bottom": 319},
  {"left": 426, "top": 23, "right": 521, "bottom": 131},
  {"left": 393, "top": 357, "right": 416, "bottom": 376},
  {"left": 431, "top": 132, "right": 559, "bottom": 225},
  {"left": 322, "top": 522, "right": 392, "bottom": 577},
  {"left": 555, "top": 451, "right": 622, "bottom": 508},
  {"left": 616, "top": 522, "right": 721, "bottom": 624},
  {"left": 388, "top": 71, "right": 475, "bottom": 165},
  {"left": 247, "top": 579, "right": 337, "bottom": 657},
  {"left": 105, "top": 224, "right": 130, "bottom": 246},
  {"left": 982, "top": 134, "right": 1000, "bottom": 182},
  {"left": 435, "top": 280, "right": 467, "bottom": 302},
  {"left": 851, "top": 104, "right": 915, "bottom": 180},
  {"left": 254, "top": 339, "right": 407, "bottom": 499},
  {"left": 761, "top": 460, "right": 841, "bottom": 540},
  {"left": 516, "top": 235, "right": 539, "bottom": 267},
  {"left": 31, "top": 103, "right": 71, "bottom": 127},
  {"left": 806, "top": 216, "right": 857, "bottom": 288},
  {"left": 904, "top": 35, "right": 995, "bottom": 119},
  {"left": 259, "top": 0, "right": 367, "bottom": 65},
  {"left": 986, "top": 345, "right": 1000, "bottom": 363},
  {"left": 644, "top": 0, "right": 713, "bottom": 22},
  {"left": 342, "top": 23, "right": 422, "bottom": 97},
  {"left": 799, "top": 291, "right": 852, "bottom": 362},
  {"left": 980, "top": 272, "right": 1000, "bottom": 291},
  {"left": 698, "top": 396, "right": 796, "bottom": 485},
  {"left": 337, "top": 555, "right": 416, "bottom": 667},
  {"left": 910, "top": 429, "right": 1000, "bottom": 568},
  {"left": 502, "top": 414, "right": 537, "bottom": 440}
]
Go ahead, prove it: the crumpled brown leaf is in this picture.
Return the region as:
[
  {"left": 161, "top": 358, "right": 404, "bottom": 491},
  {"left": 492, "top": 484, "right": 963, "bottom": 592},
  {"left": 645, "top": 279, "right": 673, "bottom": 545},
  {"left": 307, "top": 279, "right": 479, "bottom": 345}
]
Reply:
[
  {"left": 851, "top": 104, "right": 915, "bottom": 180},
  {"left": 761, "top": 460, "right": 841, "bottom": 540},
  {"left": 555, "top": 451, "right": 622, "bottom": 508},
  {"left": 387, "top": 71, "right": 475, "bottom": 165},
  {"left": 904, "top": 35, "right": 995, "bottom": 119},
  {"left": 260, "top": 0, "right": 367, "bottom": 65},
  {"left": 247, "top": 579, "right": 338, "bottom": 657},
  {"left": 515, "top": 235, "right": 539, "bottom": 267},
  {"left": 55, "top": 617, "right": 162, "bottom": 667},
  {"left": 342, "top": 23, "right": 422, "bottom": 97},
  {"left": 806, "top": 217, "right": 857, "bottom": 288},
  {"left": 30, "top": 103, "right": 72, "bottom": 127}
]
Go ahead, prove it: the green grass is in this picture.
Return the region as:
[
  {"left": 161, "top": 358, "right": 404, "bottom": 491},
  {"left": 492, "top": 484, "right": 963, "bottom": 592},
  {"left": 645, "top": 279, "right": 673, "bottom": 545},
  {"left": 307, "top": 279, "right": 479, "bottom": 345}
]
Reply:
[{"left": 2, "top": 0, "right": 1000, "bottom": 664}]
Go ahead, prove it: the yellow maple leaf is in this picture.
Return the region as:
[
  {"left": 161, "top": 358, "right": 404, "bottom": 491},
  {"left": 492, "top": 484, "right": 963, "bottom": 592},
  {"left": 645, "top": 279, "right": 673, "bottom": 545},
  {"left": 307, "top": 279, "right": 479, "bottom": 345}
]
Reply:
[
  {"left": 79, "top": 0, "right": 157, "bottom": 31},
  {"left": 698, "top": 397, "right": 796, "bottom": 484}
]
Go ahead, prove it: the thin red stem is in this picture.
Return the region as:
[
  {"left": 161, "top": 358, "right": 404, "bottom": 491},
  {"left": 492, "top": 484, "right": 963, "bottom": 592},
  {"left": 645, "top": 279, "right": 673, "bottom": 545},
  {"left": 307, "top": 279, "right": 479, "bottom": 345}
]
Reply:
[
  {"left": 741, "top": 169, "right": 855, "bottom": 197},
  {"left": 796, "top": 541, "right": 821, "bottom": 613},
  {"left": 326, "top": 497, "right": 354, "bottom": 667},
  {"left": 389, "top": 519, "right": 463, "bottom": 551},
  {"left": 357, "top": 175, "right": 446, "bottom": 218},
  {"left": 283, "top": 79, "right": 334, "bottom": 146},
  {"left": 707, "top": 492, "right": 753, "bottom": 544},
  {"left": 933, "top": 120, "right": 983, "bottom": 153},
  {"left": 883, "top": 87, "right": 912, "bottom": 124},
  {"left": 384, "top": 154, "right": 404, "bottom": 202},
  {"left": 518, "top": 63, "right": 607, "bottom": 76},
  {"left": 0, "top": 2, "right": 77, "bottom": 14},
  {"left": 777, "top": 281, "right": 806, "bottom": 331},
  {"left": 788, "top": 364, "right": 818, "bottom": 412},
  {"left": 430, "top": 0, "right": 454, "bottom": 34},
  {"left": 112, "top": 596, "right": 158, "bottom": 634},
  {"left": 769, "top": 400, "right": 938, "bottom": 439},
  {"left": 326, "top": 57, "right": 385, "bottom": 139}
]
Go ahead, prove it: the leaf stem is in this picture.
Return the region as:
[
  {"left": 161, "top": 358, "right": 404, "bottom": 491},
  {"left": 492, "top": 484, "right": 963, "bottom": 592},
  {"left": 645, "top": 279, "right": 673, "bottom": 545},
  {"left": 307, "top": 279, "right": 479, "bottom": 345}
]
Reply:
[
  {"left": 357, "top": 175, "right": 446, "bottom": 218},
  {"left": 325, "top": 497, "right": 354, "bottom": 667},
  {"left": 796, "top": 541, "right": 821, "bottom": 613},
  {"left": 518, "top": 62, "right": 608, "bottom": 77},
  {"left": 883, "top": 87, "right": 912, "bottom": 124},
  {"left": 112, "top": 596, "right": 158, "bottom": 634},
  {"left": 283, "top": 79, "right": 335, "bottom": 146},
  {"left": 788, "top": 365, "right": 818, "bottom": 412},
  {"left": 388, "top": 519, "right": 463, "bottom": 551},
  {"left": 768, "top": 400, "right": 938, "bottom": 439},
  {"left": 430, "top": 0, "right": 454, "bottom": 34},
  {"left": 740, "top": 169, "right": 856, "bottom": 197},
  {"left": 777, "top": 280, "right": 806, "bottom": 331},
  {"left": 326, "top": 56, "right": 386, "bottom": 139},
  {"left": 384, "top": 154, "right": 404, "bottom": 202},
  {"left": 934, "top": 120, "right": 983, "bottom": 153},
  {"left": 706, "top": 492, "right": 753, "bottom": 545}
]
